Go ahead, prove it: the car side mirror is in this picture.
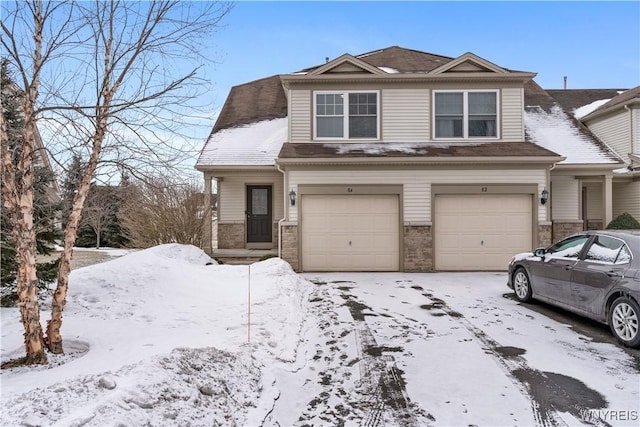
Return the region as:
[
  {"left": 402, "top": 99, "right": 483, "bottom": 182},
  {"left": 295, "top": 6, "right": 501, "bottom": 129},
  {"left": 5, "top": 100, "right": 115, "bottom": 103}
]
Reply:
[{"left": 533, "top": 248, "right": 546, "bottom": 257}]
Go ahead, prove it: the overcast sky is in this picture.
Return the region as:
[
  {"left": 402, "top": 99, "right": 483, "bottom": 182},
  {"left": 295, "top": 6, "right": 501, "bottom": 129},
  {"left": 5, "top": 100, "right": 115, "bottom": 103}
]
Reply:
[{"left": 205, "top": 1, "right": 639, "bottom": 116}]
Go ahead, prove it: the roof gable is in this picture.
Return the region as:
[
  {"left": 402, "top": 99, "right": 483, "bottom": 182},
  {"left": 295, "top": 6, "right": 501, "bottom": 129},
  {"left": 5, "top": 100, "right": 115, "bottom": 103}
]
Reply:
[
  {"left": 430, "top": 52, "right": 508, "bottom": 75},
  {"left": 307, "top": 54, "right": 385, "bottom": 76}
]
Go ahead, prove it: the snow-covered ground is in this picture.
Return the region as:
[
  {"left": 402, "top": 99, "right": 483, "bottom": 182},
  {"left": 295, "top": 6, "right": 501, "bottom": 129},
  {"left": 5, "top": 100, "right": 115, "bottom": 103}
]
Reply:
[{"left": 2, "top": 245, "right": 639, "bottom": 426}]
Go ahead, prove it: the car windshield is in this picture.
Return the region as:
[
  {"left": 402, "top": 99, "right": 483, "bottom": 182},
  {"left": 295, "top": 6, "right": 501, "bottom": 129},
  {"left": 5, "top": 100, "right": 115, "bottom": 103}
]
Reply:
[{"left": 547, "top": 235, "right": 590, "bottom": 259}]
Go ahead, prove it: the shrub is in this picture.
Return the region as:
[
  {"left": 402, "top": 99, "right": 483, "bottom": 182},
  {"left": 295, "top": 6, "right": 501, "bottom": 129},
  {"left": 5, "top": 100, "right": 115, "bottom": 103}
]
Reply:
[{"left": 606, "top": 212, "right": 640, "bottom": 230}]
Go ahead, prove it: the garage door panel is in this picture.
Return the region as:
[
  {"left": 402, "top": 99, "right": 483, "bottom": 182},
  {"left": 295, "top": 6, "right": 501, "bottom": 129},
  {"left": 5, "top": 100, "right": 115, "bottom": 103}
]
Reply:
[
  {"left": 435, "top": 194, "right": 532, "bottom": 271},
  {"left": 301, "top": 195, "right": 399, "bottom": 271}
]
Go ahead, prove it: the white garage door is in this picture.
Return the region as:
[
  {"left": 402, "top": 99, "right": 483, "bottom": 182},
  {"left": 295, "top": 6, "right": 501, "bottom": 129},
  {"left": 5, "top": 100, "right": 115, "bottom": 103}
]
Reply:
[
  {"left": 435, "top": 194, "right": 532, "bottom": 271},
  {"left": 301, "top": 195, "right": 400, "bottom": 271}
]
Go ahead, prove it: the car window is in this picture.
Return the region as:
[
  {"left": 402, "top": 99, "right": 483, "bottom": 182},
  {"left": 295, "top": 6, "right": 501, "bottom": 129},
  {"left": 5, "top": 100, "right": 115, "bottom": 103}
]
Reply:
[
  {"left": 547, "top": 235, "right": 589, "bottom": 259},
  {"left": 585, "top": 235, "right": 632, "bottom": 265}
]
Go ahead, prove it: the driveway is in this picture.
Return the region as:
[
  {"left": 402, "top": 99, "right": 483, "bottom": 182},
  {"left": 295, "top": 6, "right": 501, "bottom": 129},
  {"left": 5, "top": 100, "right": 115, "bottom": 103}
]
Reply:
[{"left": 265, "top": 272, "right": 640, "bottom": 427}]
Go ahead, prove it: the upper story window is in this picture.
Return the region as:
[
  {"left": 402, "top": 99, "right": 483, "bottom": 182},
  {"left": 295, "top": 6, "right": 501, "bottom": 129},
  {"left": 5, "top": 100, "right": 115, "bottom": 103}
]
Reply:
[
  {"left": 315, "top": 91, "right": 379, "bottom": 139},
  {"left": 434, "top": 90, "right": 498, "bottom": 139}
]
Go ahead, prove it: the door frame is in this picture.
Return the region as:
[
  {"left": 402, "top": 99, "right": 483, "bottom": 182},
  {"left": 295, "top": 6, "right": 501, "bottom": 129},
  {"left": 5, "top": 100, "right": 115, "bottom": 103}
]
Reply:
[{"left": 246, "top": 185, "right": 273, "bottom": 248}]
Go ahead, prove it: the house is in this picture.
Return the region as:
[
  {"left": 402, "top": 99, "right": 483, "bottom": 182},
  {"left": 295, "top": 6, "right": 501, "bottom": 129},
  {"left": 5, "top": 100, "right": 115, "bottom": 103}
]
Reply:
[
  {"left": 547, "top": 87, "right": 640, "bottom": 221},
  {"left": 196, "top": 46, "right": 625, "bottom": 272}
]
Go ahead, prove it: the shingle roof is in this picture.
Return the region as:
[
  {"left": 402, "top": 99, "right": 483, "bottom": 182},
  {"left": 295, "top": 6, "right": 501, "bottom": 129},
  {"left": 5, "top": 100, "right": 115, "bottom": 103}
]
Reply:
[
  {"left": 211, "top": 75, "right": 287, "bottom": 133},
  {"left": 301, "top": 46, "right": 455, "bottom": 74},
  {"left": 278, "top": 142, "right": 561, "bottom": 161},
  {"left": 201, "top": 46, "right": 621, "bottom": 169},
  {"left": 585, "top": 86, "right": 640, "bottom": 115},
  {"left": 546, "top": 89, "right": 627, "bottom": 114},
  {"left": 524, "top": 81, "right": 622, "bottom": 165}
]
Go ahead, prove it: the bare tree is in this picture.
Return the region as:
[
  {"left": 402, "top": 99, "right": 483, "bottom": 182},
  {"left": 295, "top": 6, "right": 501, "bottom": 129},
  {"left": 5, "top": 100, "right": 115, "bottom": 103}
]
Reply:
[
  {"left": 80, "top": 184, "right": 117, "bottom": 249},
  {"left": 119, "top": 177, "right": 205, "bottom": 248},
  {"left": 1, "top": 0, "right": 233, "bottom": 360}
]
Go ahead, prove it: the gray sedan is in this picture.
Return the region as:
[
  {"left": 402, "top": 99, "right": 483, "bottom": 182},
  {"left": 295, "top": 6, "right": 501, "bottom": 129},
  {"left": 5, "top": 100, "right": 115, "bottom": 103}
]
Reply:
[{"left": 507, "top": 230, "right": 640, "bottom": 348}]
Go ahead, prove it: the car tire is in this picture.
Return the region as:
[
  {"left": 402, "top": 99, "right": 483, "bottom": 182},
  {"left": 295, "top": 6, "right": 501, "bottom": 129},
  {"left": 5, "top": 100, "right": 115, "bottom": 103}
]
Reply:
[
  {"left": 513, "top": 267, "right": 533, "bottom": 303},
  {"left": 608, "top": 297, "right": 640, "bottom": 348}
]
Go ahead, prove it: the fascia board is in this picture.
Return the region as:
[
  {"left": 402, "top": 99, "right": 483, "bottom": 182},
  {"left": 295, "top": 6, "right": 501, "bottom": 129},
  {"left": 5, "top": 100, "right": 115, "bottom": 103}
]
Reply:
[
  {"left": 306, "top": 54, "right": 386, "bottom": 76},
  {"left": 429, "top": 52, "right": 510, "bottom": 74},
  {"left": 280, "top": 72, "right": 537, "bottom": 86},
  {"left": 194, "top": 165, "right": 277, "bottom": 173},
  {"left": 581, "top": 98, "right": 640, "bottom": 122}
]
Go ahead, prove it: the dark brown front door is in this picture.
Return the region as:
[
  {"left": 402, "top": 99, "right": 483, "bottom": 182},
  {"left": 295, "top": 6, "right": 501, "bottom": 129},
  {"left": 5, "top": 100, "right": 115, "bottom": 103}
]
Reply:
[{"left": 247, "top": 185, "right": 272, "bottom": 243}]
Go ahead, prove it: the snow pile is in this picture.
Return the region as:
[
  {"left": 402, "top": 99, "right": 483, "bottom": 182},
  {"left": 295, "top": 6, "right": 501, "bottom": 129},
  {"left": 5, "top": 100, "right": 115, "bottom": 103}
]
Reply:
[{"left": 1, "top": 244, "right": 312, "bottom": 426}]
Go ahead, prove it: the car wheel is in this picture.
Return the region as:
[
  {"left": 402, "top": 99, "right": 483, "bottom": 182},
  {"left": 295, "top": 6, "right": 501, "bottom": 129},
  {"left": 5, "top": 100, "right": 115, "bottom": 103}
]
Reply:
[
  {"left": 608, "top": 297, "right": 640, "bottom": 348},
  {"left": 513, "top": 268, "right": 532, "bottom": 302}
]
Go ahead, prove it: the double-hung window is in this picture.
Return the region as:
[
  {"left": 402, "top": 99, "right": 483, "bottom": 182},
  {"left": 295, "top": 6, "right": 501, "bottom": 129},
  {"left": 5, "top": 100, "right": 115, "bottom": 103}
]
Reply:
[
  {"left": 434, "top": 90, "right": 498, "bottom": 139},
  {"left": 315, "top": 91, "right": 378, "bottom": 139}
]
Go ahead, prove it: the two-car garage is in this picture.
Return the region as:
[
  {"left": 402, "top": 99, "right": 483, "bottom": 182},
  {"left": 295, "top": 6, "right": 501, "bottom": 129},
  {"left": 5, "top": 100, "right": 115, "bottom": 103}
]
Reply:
[{"left": 298, "top": 187, "right": 535, "bottom": 272}]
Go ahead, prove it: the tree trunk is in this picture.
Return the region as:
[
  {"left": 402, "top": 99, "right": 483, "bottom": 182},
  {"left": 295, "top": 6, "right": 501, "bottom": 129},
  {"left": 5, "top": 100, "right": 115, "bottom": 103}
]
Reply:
[
  {"left": 1, "top": 106, "right": 48, "bottom": 364},
  {"left": 47, "top": 116, "right": 108, "bottom": 354}
]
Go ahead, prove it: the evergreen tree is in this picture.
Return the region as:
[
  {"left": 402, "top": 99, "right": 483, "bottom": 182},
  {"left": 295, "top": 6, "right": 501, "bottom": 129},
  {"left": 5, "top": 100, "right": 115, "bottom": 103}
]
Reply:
[{"left": 1, "top": 59, "right": 62, "bottom": 306}]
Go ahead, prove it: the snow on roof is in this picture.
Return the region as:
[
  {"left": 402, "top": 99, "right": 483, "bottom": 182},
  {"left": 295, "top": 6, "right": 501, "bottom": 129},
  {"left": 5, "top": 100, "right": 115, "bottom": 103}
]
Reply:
[
  {"left": 573, "top": 99, "right": 611, "bottom": 119},
  {"left": 524, "top": 105, "right": 618, "bottom": 164},
  {"left": 378, "top": 66, "right": 400, "bottom": 73},
  {"left": 197, "top": 118, "right": 287, "bottom": 167},
  {"left": 326, "top": 142, "right": 483, "bottom": 155}
]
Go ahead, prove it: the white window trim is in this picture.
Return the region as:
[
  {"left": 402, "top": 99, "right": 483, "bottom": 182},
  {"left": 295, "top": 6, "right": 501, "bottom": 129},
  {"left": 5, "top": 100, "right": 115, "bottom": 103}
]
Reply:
[
  {"left": 432, "top": 89, "right": 500, "bottom": 140},
  {"left": 313, "top": 90, "right": 380, "bottom": 141}
]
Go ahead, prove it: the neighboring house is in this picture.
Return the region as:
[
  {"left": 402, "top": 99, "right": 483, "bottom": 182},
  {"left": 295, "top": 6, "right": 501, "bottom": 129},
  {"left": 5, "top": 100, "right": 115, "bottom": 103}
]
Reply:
[
  {"left": 548, "top": 87, "right": 640, "bottom": 221},
  {"left": 196, "top": 46, "right": 625, "bottom": 272}
]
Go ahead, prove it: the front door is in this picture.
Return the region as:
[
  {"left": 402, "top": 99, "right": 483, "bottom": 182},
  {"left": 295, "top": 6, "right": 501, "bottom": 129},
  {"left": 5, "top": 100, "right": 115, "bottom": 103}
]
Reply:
[{"left": 246, "top": 185, "right": 272, "bottom": 243}]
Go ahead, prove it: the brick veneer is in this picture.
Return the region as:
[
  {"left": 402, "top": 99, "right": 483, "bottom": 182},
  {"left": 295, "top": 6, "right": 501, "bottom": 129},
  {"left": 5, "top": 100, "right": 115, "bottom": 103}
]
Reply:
[
  {"left": 281, "top": 224, "right": 299, "bottom": 271},
  {"left": 217, "top": 223, "right": 245, "bottom": 249},
  {"left": 403, "top": 225, "right": 432, "bottom": 272},
  {"left": 537, "top": 223, "right": 552, "bottom": 248},
  {"left": 552, "top": 220, "right": 584, "bottom": 242}
]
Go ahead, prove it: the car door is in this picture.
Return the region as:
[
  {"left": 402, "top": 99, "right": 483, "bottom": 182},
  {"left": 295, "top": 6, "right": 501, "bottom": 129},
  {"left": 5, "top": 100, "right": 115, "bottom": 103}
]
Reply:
[
  {"left": 569, "top": 235, "right": 632, "bottom": 319},
  {"left": 528, "top": 234, "right": 590, "bottom": 303}
]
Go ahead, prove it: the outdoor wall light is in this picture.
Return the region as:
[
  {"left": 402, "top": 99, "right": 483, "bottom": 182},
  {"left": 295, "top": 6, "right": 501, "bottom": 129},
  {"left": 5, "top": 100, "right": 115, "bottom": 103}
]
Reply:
[
  {"left": 289, "top": 189, "right": 297, "bottom": 206},
  {"left": 541, "top": 188, "right": 549, "bottom": 205}
]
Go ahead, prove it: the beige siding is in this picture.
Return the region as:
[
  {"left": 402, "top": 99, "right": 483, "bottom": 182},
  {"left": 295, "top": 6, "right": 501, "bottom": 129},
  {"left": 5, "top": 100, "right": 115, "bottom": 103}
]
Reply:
[
  {"left": 586, "top": 111, "right": 631, "bottom": 162},
  {"left": 551, "top": 176, "right": 579, "bottom": 220},
  {"left": 289, "top": 83, "right": 525, "bottom": 143},
  {"left": 634, "top": 108, "right": 640, "bottom": 154},
  {"left": 382, "top": 89, "right": 430, "bottom": 142},
  {"left": 289, "top": 90, "right": 311, "bottom": 142},
  {"left": 288, "top": 168, "right": 546, "bottom": 222},
  {"left": 218, "top": 172, "right": 284, "bottom": 221},
  {"left": 584, "top": 182, "right": 603, "bottom": 220},
  {"left": 501, "top": 87, "right": 524, "bottom": 141},
  {"left": 613, "top": 181, "right": 640, "bottom": 219}
]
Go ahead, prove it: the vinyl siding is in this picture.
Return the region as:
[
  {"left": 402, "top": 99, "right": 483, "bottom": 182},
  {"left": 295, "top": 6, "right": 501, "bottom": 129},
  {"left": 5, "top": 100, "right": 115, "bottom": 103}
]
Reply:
[
  {"left": 551, "top": 176, "right": 579, "bottom": 220},
  {"left": 585, "top": 111, "right": 631, "bottom": 162},
  {"left": 634, "top": 108, "right": 640, "bottom": 154},
  {"left": 287, "top": 84, "right": 525, "bottom": 143},
  {"left": 288, "top": 168, "right": 546, "bottom": 222},
  {"left": 289, "top": 90, "right": 311, "bottom": 142},
  {"left": 382, "top": 89, "right": 430, "bottom": 142},
  {"left": 501, "top": 87, "right": 524, "bottom": 141},
  {"left": 584, "top": 182, "right": 603, "bottom": 220},
  {"left": 613, "top": 181, "right": 640, "bottom": 219},
  {"left": 218, "top": 172, "right": 284, "bottom": 221}
]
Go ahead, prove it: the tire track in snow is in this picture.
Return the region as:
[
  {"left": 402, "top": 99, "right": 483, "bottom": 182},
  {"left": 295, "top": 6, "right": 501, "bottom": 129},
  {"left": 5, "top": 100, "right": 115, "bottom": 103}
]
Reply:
[
  {"left": 415, "top": 287, "right": 611, "bottom": 427},
  {"left": 338, "top": 284, "right": 434, "bottom": 427}
]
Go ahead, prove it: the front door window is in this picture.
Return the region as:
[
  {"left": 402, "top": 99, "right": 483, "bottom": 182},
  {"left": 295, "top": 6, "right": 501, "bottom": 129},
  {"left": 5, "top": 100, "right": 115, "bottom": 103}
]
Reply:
[{"left": 247, "top": 186, "right": 272, "bottom": 243}]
